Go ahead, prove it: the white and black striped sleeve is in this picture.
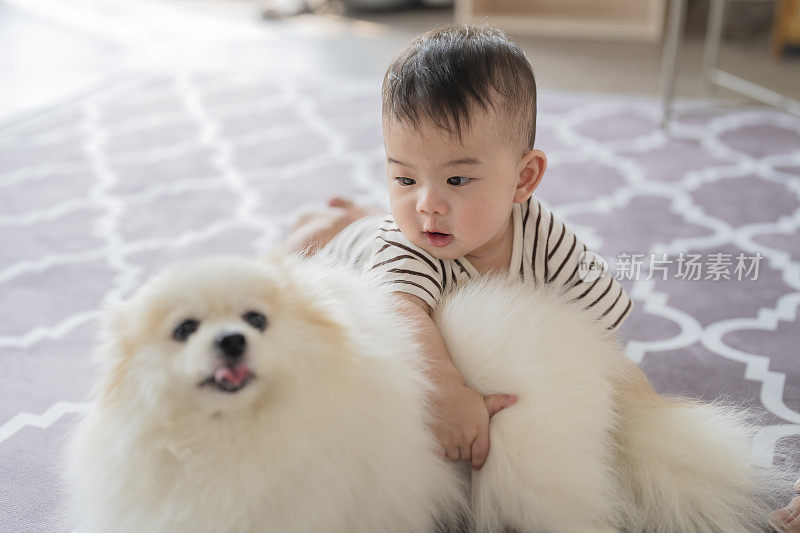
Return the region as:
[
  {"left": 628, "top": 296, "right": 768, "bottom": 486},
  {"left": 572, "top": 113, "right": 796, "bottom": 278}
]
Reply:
[
  {"left": 537, "top": 204, "right": 633, "bottom": 334},
  {"left": 365, "top": 220, "right": 445, "bottom": 310},
  {"left": 321, "top": 214, "right": 384, "bottom": 269}
]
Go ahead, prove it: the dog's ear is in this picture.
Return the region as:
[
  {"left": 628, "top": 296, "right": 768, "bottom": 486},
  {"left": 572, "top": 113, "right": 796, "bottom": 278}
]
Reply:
[
  {"left": 260, "top": 246, "right": 304, "bottom": 268},
  {"left": 95, "top": 299, "right": 136, "bottom": 363},
  {"left": 105, "top": 300, "right": 133, "bottom": 339},
  {"left": 92, "top": 299, "right": 139, "bottom": 404}
]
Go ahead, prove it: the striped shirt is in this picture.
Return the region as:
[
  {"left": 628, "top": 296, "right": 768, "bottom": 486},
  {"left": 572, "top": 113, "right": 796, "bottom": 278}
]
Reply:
[{"left": 322, "top": 196, "right": 633, "bottom": 334}]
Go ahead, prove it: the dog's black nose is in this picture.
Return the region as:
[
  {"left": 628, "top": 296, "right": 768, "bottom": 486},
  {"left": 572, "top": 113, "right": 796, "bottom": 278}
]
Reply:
[{"left": 216, "top": 332, "right": 246, "bottom": 361}]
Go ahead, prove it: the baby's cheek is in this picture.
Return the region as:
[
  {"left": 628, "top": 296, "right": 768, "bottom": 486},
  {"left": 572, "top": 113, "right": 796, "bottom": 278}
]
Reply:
[
  {"left": 463, "top": 202, "right": 504, "bottom": 231},
  {"left": 389, "top": 192, "right": 410, "bottom": 214},
  {"left": 390, "top": 200, "right": 417, "bottom": 235},
  {"left": 459, "top": 213, "right": 493, "bottom": 243}
]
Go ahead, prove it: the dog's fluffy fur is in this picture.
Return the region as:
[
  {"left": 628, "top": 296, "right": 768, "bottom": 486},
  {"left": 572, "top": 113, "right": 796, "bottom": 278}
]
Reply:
[{"left": 68, "top": 254, "right": 783, "bottom": 532}]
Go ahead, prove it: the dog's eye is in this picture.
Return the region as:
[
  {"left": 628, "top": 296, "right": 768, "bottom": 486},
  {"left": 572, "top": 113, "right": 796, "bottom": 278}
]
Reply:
[
  {"left": 173, "top": 319, "right": 200, "bottom": 342},
  {"left": 242, "top": 311, "right": 267, "bottom": 332}
]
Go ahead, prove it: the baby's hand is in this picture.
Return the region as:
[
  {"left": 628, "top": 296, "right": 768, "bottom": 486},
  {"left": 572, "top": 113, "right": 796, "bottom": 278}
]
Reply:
[
  {"left": 773, "top": 479, "right": 800, "bottom": 532},
  {"left": 431, "top": 381, "right": 516, "bottom": 470}
]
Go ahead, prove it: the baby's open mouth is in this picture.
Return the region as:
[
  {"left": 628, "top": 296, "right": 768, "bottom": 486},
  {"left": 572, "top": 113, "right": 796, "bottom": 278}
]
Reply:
[{"left": 199, "top": 364, "right": 254, "bottom": 393}]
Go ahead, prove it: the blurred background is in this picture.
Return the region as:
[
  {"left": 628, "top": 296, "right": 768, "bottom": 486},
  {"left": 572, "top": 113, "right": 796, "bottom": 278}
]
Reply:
[{"left": 2, "top": 0, "right": 799, "bottom": 119}]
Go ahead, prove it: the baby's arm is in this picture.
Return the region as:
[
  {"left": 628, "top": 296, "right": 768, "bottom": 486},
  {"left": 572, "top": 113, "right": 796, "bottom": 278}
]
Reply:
[{"left": 393, "top": 292, "right": 516, "bottom": 470}]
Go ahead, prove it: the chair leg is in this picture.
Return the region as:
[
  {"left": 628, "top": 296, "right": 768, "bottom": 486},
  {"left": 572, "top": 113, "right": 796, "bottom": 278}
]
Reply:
[
  {"left": 660, "top": 0, "right": 688, "bottom": 129},
  {"left": 702, "top": 0, "right": 727, "bottom": 91}
]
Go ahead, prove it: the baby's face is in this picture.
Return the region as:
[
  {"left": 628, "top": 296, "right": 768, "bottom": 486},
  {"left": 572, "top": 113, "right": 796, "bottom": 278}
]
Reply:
[{"left": 383, "top": 107, "right": 523, "bottom": 263}]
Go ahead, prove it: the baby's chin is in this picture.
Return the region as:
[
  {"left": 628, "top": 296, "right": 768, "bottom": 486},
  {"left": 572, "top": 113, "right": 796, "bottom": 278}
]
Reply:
[
  {"left": 413, "top": 238, "right": 464, "bottom": 261},
  {"left": 429, "top": 250, "right": 464, "bottom": 261}
]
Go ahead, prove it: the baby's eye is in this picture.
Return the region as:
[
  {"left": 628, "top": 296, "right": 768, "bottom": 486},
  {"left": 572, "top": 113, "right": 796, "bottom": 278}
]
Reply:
[
  {"left": 447, "top": 176, "right": 471, "bottom": 186},
  {"left": 395, "top": 177, "right": 415, "bottom": 186}
]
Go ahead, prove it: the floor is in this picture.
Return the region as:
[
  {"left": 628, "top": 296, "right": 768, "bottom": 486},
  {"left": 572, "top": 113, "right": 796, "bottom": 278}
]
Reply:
[{"left": 1, "top": 0, "right": 799, "bottom": 121}]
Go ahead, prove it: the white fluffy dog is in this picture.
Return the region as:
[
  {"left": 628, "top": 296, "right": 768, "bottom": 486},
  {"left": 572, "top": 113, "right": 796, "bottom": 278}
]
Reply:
[{"left": 68, "top": 254, "right": 783, "bottom": 532}]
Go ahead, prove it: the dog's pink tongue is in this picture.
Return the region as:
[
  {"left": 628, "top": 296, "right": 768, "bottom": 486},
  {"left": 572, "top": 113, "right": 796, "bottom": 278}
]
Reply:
[{"left": 214, "top": 364, "right": 251, "bottom": 387}]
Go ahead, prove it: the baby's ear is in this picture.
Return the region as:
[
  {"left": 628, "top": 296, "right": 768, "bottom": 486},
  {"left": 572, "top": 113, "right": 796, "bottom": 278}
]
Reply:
[{"left": 515, "top": 149, "right": 547, "bottom": 202}]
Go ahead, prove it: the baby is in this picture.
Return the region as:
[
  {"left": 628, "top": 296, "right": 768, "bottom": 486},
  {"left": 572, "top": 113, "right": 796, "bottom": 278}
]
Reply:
[
  {"left": 282, "top": 23, "right": 800, "bottom": 530},
  {"left": 284, "top": 23, "right": 632, "bottom": 470}
]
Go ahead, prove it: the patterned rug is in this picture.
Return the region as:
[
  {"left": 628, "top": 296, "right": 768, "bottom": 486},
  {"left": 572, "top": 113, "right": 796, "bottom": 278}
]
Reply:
[{"left": 1, "top": 71, "right": 799, "bottom": 532}]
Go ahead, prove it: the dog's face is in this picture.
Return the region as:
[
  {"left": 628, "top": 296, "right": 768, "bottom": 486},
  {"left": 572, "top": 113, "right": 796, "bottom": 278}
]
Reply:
[{"left": 101, "top": 255, "right": 347, "bottom": 416}]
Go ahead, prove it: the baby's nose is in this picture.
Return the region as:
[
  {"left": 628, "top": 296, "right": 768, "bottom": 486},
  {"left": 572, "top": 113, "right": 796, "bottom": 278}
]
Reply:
[{"left": 416, "top": 189, "right": 447, "bottom": 215}]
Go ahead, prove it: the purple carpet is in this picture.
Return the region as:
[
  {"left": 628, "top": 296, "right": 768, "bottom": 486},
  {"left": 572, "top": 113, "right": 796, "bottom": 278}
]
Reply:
[{"left": 1, "top": 72, "right": 798, "bottom": 531}]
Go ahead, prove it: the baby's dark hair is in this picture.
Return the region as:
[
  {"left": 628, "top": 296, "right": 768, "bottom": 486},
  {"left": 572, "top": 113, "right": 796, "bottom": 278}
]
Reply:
[{"left": 382, "top": 24, "right": 537, "bottom": 151}]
